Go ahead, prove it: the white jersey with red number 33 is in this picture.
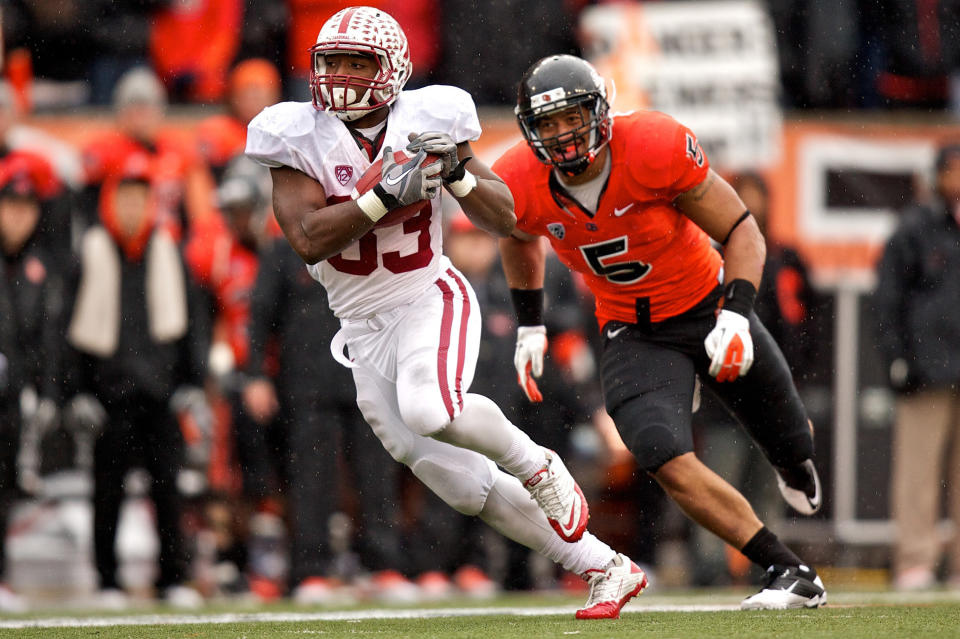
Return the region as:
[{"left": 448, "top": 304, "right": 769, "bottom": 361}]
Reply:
[{"left": 246, "top": 85, "right": 482, "bottom": 320}]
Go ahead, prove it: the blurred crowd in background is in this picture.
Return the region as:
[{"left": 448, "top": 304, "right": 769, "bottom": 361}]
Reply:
[
  {"left": 0, "top": 0, "right": 958, "bottom": 613},
  {"left": 3, "top": 0, "right": 960, "bottom": 111}
]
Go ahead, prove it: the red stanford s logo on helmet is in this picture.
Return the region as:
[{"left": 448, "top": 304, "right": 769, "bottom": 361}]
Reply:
[{"left": 309, "top": 6, "right": 413, "bottom": 122}]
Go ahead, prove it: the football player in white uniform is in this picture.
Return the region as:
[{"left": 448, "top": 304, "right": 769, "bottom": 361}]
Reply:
[{"left": 245, "top": 5, "right": 647, "bottom": 618}]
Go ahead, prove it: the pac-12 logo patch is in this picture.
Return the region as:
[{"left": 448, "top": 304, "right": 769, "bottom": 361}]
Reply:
[
  {"left": 335, "top": 165, "right": 354, "bottom": 185},
  {"left": 547, "top": 223, "right": 565, "bottom": 240}
]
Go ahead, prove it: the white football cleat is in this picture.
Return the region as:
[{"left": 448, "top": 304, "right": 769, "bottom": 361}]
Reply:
[
  {"left": 741, "top": 564, "right": 827, "bottom": 610},
  {"left": 364, "top": 570, "right": 421, "bottom": 604},
  {"left": 95, "top": 588, "right": 131, "bottom": 611},
  {"left": 893, "top": 567, "right": 936, "bottom": 592},
  {"left": 0, "top": 584, "right": 27, "bottom": 613},
  {"left": 293, "top": 576, "right": 351, "bottom": 606},
  {"left": 416, "top": 571, "right": 454, "bottom": 601},
  {"left": 523, "top": 449, "right": 589, "bottom": 542},
  {"left": 775, "top": 459, "right": 822, "bottom": 515},
  {"left": 162, "top": 584, "right": 204, "bottom": 609},
  {"left": 452, "top": 565, "right": 497, "bottom": 600},
  {"left": 576, "top": 554, "right": 648, "bottom": 620}
]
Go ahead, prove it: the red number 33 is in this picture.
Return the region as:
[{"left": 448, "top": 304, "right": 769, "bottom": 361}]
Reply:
[{"left": 327, "top": 202, "right": 434, "bottom": 275}]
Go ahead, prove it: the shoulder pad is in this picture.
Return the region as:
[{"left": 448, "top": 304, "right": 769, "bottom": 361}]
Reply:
[
  {"left": 393, "top": 86, "right": 482, "bottom": 143},
  {"left": 616, "top": 111, "right": 697, "bottom": 190},
  {"left": 246, "top": 102, "right": 334, "bottom": 170}
]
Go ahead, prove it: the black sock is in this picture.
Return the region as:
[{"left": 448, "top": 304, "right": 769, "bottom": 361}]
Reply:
[{"left": 740, "top": 526, "right": 808, "bottom": 573}]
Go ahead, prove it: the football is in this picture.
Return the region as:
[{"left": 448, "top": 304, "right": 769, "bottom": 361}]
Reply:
[{"left": 353, "top": 149, "right": 442, "bottom": 227}]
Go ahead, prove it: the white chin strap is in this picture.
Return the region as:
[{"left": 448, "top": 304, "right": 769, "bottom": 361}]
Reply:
[{"left": 326, "top": 86, "right": 374, "bottom": 122}]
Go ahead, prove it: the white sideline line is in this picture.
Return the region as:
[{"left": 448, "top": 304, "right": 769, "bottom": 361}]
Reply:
[
  {"left": 0, "top": 604, "right": 742, "bottom": 629},
  {"left": 4, "top": 590, "right": 960, "bottom": 630}
]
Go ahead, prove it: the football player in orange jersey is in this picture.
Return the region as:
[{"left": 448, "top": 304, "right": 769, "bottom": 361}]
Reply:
[{"left": 495, "top": 54, "right": 827, "bottom": 610}]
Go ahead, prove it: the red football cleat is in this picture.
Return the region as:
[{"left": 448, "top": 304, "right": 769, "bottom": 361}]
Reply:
[{"left": 575, "top": 554, "right": 647, "bottom": 620}]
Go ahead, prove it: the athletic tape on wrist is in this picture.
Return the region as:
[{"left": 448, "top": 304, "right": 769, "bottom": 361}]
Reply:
[
  {"left": 356, "top": 190, "right": 388, "bottom": 222},
  {"left": 448, "top": 170, "right": 477, "bottom": 198}
]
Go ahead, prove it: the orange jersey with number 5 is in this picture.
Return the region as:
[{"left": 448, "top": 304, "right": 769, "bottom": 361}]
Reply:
[{"left": 493, "top": 110, "right": 723, "bottom": 328}]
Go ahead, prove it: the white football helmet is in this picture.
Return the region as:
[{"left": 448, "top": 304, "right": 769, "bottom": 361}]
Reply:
[{"left": 309, "top": 6, "right": 412, "bottom": 121}]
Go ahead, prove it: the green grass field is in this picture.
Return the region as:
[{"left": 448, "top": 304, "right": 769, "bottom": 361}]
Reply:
[{"left": 1, "top": 589, "right": 959, "bottom": 638}]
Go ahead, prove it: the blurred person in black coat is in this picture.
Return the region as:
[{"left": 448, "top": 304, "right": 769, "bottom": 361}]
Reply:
[
  {"left": 0, "top": 151, "right": 71, "bottom": 611},
  {"left": 874, "top": 144, "right": 960, "bottom": 591},
  {"left": 869, "top": 0, "right": 960, "bottom": 109},
  {"left": 65, "top": 153, "right": 210, "bottom": 607},
  {"left": 242, "top": 236, "right": 408, "bottom": 603}
]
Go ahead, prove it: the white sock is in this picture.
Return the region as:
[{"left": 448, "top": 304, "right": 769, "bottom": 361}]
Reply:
[
  {"left": 478, "top": 474, "right": 616, "bottom": 576},
  {"left": 541, "top": 531, "right": 616, "bottom": 576},
  {"left": 437, "top": 394, "right": 547, "bottom": 479},
  {"left": 499, "top": 437, "right": 547, "bottom": 480}
]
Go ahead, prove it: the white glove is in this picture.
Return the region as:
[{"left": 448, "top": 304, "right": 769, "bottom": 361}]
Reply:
[
  {"left": 704, "top": 309, "right": 754, "bottom": 382},
  {"left": 64, "top": 393, "right": 106, "bottom": 437},
  {"left": 17, "top": 397, "right": 59, "bottom": 495},
  {"left": 171, "top": 386, "right": 213, "bottom": 468},
  {"left": 514, "top": 325, "right": 547, "bottom": 402},
  {"left": 29, "top": 397, "right": 59, "bottom": 435}
]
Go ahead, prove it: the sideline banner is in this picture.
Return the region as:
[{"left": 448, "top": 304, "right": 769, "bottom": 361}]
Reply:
[{"left": 579, "top": 0, "right": 782, "bottom": 171}]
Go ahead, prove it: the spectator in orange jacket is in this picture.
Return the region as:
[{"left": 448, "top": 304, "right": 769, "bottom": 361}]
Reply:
[
  {"left": 196, "top": 59, "right": 282, "bottom": 182},
  {"left": 185, "top": 159, "right": 284, "bottom": 599},
  {"left": 150, "top": 0, "right": 244, "bottom": 103},
  {"left": 81, "top": 67, "right": 216, "bottom": 239}
]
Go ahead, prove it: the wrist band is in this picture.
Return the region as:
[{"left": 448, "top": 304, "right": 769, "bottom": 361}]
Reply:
[
  {"left": 510, "top": 288, "right": 544, "bottom": 326},
  {"left": 356, "top": 190, "right": 388, "bottom": 222},
  {"left": 722, "top": 278, "right": 757, "bottom": 316},
  {"left": 448, "top": 169, "right": 477, "bottom": 198}
]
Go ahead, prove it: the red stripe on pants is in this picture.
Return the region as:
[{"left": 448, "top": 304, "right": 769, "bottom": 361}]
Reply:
[
  {"left": 445, "top": 268, "right": 471, "bottom": 412},
  {"left": 435, "top": 278, "right": 457, "bottom": 420}
]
